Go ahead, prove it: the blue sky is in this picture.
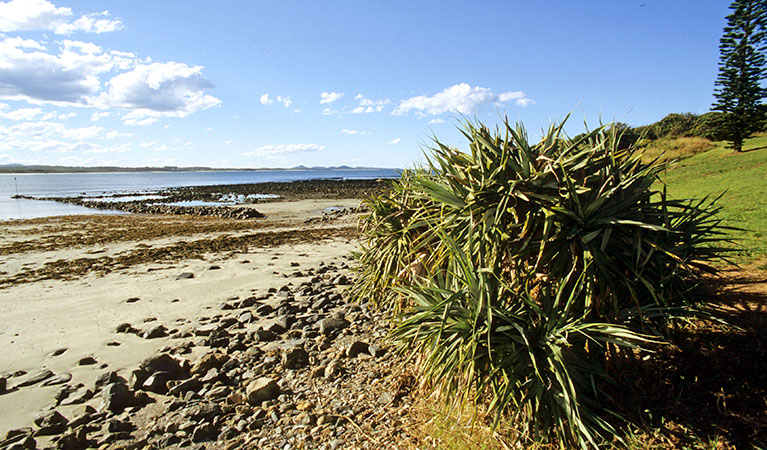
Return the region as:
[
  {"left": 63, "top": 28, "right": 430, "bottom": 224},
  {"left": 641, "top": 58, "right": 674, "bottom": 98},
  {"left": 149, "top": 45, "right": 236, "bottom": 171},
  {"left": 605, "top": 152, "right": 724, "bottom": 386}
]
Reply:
[{"left": 0, "top": 0, "right": 730, "bottom": 169}]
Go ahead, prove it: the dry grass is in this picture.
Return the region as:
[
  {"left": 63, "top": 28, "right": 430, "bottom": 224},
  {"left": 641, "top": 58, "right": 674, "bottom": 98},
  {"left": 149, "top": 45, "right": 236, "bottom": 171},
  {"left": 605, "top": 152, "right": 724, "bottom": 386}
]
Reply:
[{"left": 640, "top": 136, "right": 716, "bottom": 163}]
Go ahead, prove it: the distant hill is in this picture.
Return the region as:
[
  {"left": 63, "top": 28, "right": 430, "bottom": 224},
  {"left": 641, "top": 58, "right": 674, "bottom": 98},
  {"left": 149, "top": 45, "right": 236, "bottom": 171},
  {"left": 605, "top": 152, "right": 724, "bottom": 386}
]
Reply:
[{"left": 0, "top": 164, "right": 396, "bottom": 174}]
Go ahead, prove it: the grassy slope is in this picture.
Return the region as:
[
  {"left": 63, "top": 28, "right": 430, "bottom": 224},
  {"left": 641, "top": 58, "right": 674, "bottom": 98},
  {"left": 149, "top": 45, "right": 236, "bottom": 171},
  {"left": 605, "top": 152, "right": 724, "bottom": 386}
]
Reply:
[{"left": 660, "top": 135, "right": 767, "bottom": 263}]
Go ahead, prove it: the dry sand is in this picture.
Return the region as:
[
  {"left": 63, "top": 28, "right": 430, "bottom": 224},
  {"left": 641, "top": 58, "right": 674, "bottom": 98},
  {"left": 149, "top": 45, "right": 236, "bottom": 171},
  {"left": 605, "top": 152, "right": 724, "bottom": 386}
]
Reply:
[{"left": 0, "top": 199, "right": 362, "bottom": 435}]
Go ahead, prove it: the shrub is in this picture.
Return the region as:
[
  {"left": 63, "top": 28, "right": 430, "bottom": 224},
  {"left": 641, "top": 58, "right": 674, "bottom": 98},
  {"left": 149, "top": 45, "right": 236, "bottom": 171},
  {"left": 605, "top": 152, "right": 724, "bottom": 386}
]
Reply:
[{"left": 351, "top": 117, "right": 730, "bottom": 448}]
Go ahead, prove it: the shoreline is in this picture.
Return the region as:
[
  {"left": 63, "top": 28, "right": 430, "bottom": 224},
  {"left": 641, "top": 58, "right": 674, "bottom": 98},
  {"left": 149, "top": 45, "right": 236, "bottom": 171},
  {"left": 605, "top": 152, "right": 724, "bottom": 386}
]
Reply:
[
  {"left": 0, "top": 182, "right": 421, "bottom": 448},
  {"left": 7, "top": 178, "right": 390, "bottom": 221}
]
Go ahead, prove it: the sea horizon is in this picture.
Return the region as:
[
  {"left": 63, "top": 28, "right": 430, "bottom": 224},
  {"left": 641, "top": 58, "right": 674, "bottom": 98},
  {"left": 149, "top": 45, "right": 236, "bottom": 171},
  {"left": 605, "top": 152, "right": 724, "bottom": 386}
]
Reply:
[{"left": 0, "top": 167, "right": 401, "bottom": 221}]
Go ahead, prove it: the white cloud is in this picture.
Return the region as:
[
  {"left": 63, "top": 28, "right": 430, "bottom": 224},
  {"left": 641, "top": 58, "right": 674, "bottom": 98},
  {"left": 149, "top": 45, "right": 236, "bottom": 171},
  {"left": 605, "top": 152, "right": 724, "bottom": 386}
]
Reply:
[
  {"left": 57, "top": 112, "right": 76, "bottom": 119},
  {"left": 0, "top": 37, "right": 110, "bottom": 104},
  {"left": 0, "top": 106, "right": 43, "bottom": 120},
  {"left": 0, "top": 0, "right": 122, "bottom": 35},
  {"left": 122, "top": 116, "right": 157, "bottom": 126},
  {"left": 91, "top": 111, "right": 111, "bottom": 121},
  {"left": 386, "top": 138, "right": 401, "bottom": 145},
  {"left": 515, "top": 97, "right": 536, "bottom": 107},
  {"left": 242, "top": 143, "right": 325, "bottom": 157},
  {"left": 429, "top": 118, "right": 446, "bottom": 124},
  {"left": 223, "top": 139, "right": 232, "bottom": 144},
  {"left": 340, "top": 129, "right": 368, "bottom": 135},
  {"left": 261, "top": 93, "right": 292, "bottom": 107},
  {"left": 97, "top": 62, "right": 221, "bottom": 117},
  {"left": 393, "top": 83, "right": 534, "bottom": 116},
  {"left": 139, "top": 141, "right": 156, "bottom": 148},
  {"left": 321, "top": 108, "right": 334, "bottom": 116},
  {"left": 320, "top": 91, "right": 343, "bottom": 105}
]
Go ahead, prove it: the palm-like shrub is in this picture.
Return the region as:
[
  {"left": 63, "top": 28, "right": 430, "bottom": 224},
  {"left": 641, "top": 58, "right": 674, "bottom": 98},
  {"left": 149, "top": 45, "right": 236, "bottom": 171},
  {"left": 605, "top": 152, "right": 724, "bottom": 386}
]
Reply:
[{"left": 350, "top": 118, "right": 729, "bottom": 447}]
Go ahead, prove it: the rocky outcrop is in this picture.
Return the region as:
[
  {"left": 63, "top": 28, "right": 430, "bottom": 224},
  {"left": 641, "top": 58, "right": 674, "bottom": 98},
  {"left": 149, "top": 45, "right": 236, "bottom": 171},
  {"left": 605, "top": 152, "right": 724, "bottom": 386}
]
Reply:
[{"left": 1, "top": 257, "right": 414, "bottom": 450}]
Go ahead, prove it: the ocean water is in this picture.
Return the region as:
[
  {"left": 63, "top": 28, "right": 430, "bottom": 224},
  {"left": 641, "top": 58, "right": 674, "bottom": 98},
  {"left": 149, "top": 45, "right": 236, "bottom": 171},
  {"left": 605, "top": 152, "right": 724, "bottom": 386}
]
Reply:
[{"left": 0, "top": 168, "right": 400, "bottom": 221}]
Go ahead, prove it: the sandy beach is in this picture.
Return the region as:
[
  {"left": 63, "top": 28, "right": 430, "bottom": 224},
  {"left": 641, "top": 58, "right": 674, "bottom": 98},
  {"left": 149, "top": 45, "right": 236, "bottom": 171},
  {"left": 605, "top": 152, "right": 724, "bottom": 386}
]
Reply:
[{"left": 0, "top": 191, "right": 414, "bottom": 449}]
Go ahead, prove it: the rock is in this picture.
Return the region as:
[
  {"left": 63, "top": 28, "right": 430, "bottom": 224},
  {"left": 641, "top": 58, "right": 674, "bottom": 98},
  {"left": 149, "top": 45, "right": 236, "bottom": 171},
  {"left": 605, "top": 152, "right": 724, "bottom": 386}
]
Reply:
[
  {"left": 56, "top": 431, "right": 84, "bottom": 450},
  {"left": 185, "top": 402, "right": 222, "bottom": 422},
  {"left": 78, "top": 356, "right": 97, "bottom": 366},
  {"left": 191, "top": 423, "right": 216, "bottom": 442},
  {"left": 252, "top": 329, "right": 277, "bottom": 342},
  {"left": 324, "top": 360, "right": 342, "bottom": 379},
  {"left": 176, "top": 272, "right": 195, "bottom": 280},
  {"left": 94, "top": 371, "right": 120, "bottom": 391},
  {"left": 167, "top": 378, "right": 203, "bottom": 397},
  {"left": 208, "top": 265, "right": 221, "bottom": 270},
  {"left": 60, "top": 387, "right": 93, "bottom": 406},
  {"left": 296, "top": 411, "right": 315, "bottom": 426},
  {"left": 16, "top": 369, "right": 54, "bottom": 388},
  {"left": 281, "top": 346, "right": 309, "bottom": 370},
  {"left": 191, "top": 352, "right": 229, "bottom": 376},
  {"left": 101, "top": 382, "right": 134, "bottom": 413},
  {"left": 246, "top": 377, "right": 280, "bottom": 405},
  {"left": 263, "top": 315, "right": 292, "bottom": 334},
  {"left": 33, "top": 409, "right": 68, "bottom": 435},
  {"left": 133, "top": 354, "right": 186, "bottom": 390},
  {"left": 126, "top": 297, "right": 140, "bottom": 303},
  {"left": 346, "top": 341, "right": 370, "bottom": 358},
  {"left": 143, "top": 325, "right": 168, "bottom": 339},
  {"left": 141, "top": 371, "right": 174, "bottom": 394},
  {"left": 42, "top": 372, "right": 72, "bottom": 386},
  {"left": 115, "top": 323, "right": 134, "bottom": 333},
  {"left": 194, "top": 323, "right": 219, "bottom": 336},
  {"left": 238, "top": 311, "right": 254, "bottom": 323},
  {"left": 53, "top": 384, "right": 77, "bottom": 405},
  {"left": 107, "top": 417, "right": 134, "bottom": 433},
  {"left": 0, "top": 376, "right": 6, "bottom": 394},
  {"left": 319, "top": 317, "right": 349, "bottom": 336},
  {"left": 49, "top": 348, "right": 68, "bottom": 357}
]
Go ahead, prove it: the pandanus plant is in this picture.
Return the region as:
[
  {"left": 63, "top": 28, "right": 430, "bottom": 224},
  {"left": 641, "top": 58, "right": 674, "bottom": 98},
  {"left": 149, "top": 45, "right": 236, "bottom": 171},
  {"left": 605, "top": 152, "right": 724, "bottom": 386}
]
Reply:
[{"left": 350, "top": 117, "right": 731, "bottom": 448}]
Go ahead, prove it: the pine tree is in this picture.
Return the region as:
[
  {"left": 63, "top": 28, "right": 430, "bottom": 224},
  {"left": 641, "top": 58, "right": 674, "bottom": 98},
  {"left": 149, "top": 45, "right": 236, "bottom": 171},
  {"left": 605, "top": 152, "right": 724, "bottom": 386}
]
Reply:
[{"left": 712, "top": 0, "right": 767, "bottom": 152}]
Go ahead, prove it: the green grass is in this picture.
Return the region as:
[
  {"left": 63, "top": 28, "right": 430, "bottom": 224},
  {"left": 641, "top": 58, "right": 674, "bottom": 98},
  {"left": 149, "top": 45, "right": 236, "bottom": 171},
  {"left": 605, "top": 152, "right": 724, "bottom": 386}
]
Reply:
[{"left": 659, "top": 135, "right": 767, "bottom": 262}]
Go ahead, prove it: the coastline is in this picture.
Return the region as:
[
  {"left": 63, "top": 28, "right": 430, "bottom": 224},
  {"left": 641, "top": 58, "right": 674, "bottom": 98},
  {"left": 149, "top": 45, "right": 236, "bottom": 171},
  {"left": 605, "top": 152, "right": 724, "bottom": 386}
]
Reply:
[{"left": 0, "top": 180, "right": 417, "bottom": 449}]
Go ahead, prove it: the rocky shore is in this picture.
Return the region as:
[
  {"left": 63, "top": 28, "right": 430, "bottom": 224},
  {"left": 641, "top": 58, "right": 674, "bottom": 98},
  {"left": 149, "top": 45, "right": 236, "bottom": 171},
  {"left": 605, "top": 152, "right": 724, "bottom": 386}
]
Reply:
[
  {"left": 1, "top": 258, "right": 416, "bottom": 450},
  {"left": 13, "top": 179, "right": 389, "bottom": 220}
]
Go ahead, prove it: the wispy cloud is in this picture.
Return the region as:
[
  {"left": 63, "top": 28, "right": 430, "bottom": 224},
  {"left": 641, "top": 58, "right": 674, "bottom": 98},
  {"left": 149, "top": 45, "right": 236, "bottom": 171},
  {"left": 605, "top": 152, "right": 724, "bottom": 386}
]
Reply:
[
  {"left": 351, "top": 94, "right": 389, "bottom": 114},
  {"left": 393, "top": 83, "right": 534, "bottom": 116},
  {"left": 91, "top": 111, "right": 111, "bottom": 121},
  {"left": 386, "top": 137, "right": 401, "bottom": 145},
  {"left": 340, "top": 128, "right": 368, "bottom": 135},
  {"left": 242, "top": 143, "right": 325, "bottom": 157}
]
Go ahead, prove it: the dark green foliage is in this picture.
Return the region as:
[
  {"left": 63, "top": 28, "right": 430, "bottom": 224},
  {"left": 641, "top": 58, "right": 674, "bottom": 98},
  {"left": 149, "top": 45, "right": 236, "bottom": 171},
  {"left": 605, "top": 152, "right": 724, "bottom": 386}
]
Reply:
[
  {"left": 712, "top": 0, "right": 767, "bottom": 152},
  {"left": 633, "top": 112, "right": 732, "bottom": 142},
  {"left": 351, "top": 118, "right": 730, "bottom": 448}
]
